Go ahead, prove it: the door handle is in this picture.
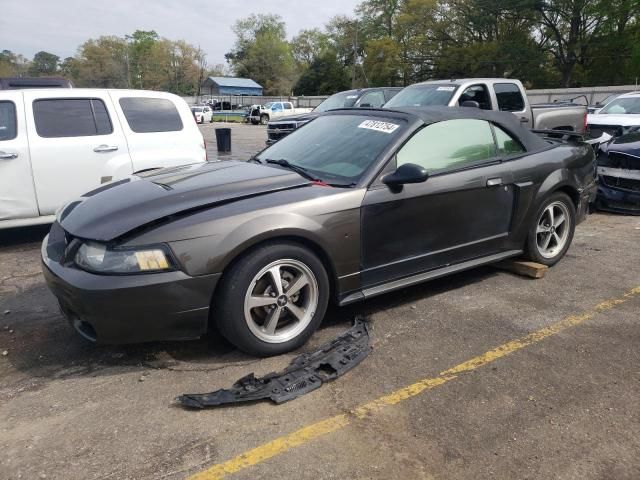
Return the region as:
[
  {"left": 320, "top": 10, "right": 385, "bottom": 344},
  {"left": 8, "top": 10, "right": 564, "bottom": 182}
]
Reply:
[
  {"left": 520, "top": 117, "right": 530, "bottom": 123},
  {"left": 93, "top": 145, "right": 119, "bottom": 153},
  {"left": 0, "top": 151, "right": 18, "bottom": 160},
  {"left": 486, "top": 177, "right": 503, "bottom": 187}
]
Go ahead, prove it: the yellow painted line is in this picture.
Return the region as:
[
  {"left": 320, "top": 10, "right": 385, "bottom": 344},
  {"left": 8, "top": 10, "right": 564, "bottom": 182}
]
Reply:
[{"left": 188, "top": 286, "right": 640, "bottom": 480}]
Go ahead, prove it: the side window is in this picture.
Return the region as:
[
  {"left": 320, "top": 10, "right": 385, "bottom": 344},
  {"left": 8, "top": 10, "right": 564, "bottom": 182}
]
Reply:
[
  {"left": 493, "top": 125, "right": 525, "bottom": 156},
  {"left": 119, "top": 97, "right": 183, "bottom": 133},
  {"left": 397, "top": 119, "right": 496, "bottom": 173},
  {"left": 33, "top": 99, "right": 113, "bottom": 138},
  {"left": 0, "top": 101, "right": 17, "bottom": 141},
  {"left": 458, "top": 85, "right": 492, "bottom": 110},
  {"left": 284, "top": 102, "right": 293, "bottom": 110},
  {"left": 358, "top": 91, "right": 386, "bottom": 108},
  {"left": 494, "top": 83, "right": 525, "bottom": 112}
]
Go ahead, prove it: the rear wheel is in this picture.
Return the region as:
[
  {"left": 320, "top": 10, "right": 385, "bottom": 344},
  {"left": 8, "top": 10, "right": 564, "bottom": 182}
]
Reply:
[
  {"left": 524, "top": 192, "right": 575, "bottom": 266},
  {"left": 213, "top": 242, "right": 329, "bottom": 356}
]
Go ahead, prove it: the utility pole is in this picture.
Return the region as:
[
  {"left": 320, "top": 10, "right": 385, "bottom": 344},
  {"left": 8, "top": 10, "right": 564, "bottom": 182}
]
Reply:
[{"left": 352, "top": 23, "right": 358, "bottom": 89}]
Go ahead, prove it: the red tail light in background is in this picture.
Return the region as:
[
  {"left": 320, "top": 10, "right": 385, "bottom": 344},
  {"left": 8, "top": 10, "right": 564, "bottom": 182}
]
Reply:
[{"left": 583, "top": 111, "right": 588, "bottom": 134}]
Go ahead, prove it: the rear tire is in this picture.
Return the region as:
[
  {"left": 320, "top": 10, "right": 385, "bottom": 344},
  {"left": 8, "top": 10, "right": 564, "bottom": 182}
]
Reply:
[
  {"left": 213, "top": 242, "right": 330, "bottom": 356},
  {"left": 524, "top": 192, "right": 575, "bottom": 266}
]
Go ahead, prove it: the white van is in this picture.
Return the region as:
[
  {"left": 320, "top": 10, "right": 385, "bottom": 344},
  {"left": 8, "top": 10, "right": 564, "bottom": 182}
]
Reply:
[{"left": 0, "top": 89, "right": 206, "bottom": 229}]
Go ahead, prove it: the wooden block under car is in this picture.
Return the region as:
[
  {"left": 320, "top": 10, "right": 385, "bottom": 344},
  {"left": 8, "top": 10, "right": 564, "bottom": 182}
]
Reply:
[{"left": 492, "top": 259, "right": 548, "bottom": 279}]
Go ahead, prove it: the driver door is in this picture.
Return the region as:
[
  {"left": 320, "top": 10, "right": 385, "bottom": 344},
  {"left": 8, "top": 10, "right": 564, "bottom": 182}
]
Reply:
[{"left": 361, "top": 119, "right": 516, "bottom": 287}]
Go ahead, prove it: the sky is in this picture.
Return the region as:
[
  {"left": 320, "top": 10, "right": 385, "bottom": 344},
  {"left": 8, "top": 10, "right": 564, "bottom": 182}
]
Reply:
[{"left": 1, "top": 0, "right": 362, "bottom": 66}]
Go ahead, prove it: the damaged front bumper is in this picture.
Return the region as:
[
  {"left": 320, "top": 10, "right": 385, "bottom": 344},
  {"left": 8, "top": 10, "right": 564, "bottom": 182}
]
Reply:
[
  {"left": 178, "top": 319, "right": 371, "bottom": 408},
  {"left": 596, "top": 168, "right": 640, "bottom": 214},
  {"left": 595, "top": 148, "right": 640, "bottom": 215}
]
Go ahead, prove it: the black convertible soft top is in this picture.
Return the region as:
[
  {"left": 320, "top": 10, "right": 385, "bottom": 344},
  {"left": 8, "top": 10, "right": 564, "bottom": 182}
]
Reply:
[{"left": 334, "top": 105, "right": 550, "bottom": 152}]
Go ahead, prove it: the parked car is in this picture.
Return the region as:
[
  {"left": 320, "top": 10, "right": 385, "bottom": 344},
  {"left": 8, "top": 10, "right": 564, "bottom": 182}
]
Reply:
[
  {"left": 385, "top": 78, "right": 588, "bottom": 133},
  {"left": 0, "top": 76, "right": 73, "bottom": 89},
  {"left": 587, "top": 93, "right": 621, "bottom": 114},
  {"left": 0, "top": 88, "right": 206, "bottom": 229},
  {"left": 594, "top": 131, "right": 640, "bottom": 214},
  {"left": 191, "top": 105, "right": 213, "bottom": 124},
  {"left": 266, "top": 87, "right": 402, "bottom": 144},
  {"left": 42, "top": 106, "right": 596, "bottom": 356},
  {"left": 248, "top": 101, "right": 312, "bottom": 125},
  {"left": 587, "top": 92, "right": 640, "bottom": 144}
]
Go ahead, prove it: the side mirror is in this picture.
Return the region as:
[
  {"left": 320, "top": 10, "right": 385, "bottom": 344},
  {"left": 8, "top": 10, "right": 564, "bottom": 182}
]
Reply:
[
  {"left": 461, "top": 100, "right": 480, "bottom": 108},
  {"left": 382, "top": 163, "right": 429, "bottom": 188}
]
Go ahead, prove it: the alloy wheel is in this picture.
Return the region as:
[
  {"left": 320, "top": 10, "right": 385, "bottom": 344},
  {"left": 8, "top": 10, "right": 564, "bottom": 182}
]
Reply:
[
  {"left": 536, "top": 201, "right": 571, "bottom": 259},
  {"left": 243, "top": 259, "right": 319, "bottom": 343}
]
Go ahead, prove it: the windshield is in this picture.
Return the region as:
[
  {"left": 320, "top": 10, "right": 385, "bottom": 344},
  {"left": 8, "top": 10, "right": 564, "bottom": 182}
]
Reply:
[
  {"left": 314, "top": 91, "right": 359, "bottom": 112},
  {"left": 256, "top": 114, "right": 405, "bottom": 184},
  {"left": 263, "top": 102, "right": 274, "bottom": 109},
  {"left": 600, "top": 97, "right": 640, "bottom": 114},
  {"left": 191, "top": 107, "right": 203, "bottom": 113},
  {"left": 384, "top": 84, "right": 458, "bottom": 108}
]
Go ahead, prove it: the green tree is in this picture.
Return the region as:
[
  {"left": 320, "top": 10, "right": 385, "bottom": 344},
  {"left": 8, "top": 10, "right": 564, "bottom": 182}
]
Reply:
[
  {"left": 226, "top": 14, "right": 296, "bottom": 95},
  {"left": 126, "top": 30, "right": 160, "bottom": 88},
  {"left": 294, "top": 51, "right": 351, "bottom": 94},
  {"left": 28, "top": 51, "right": 59, "bottom": 76},
  {"left": 291, "top": 29, "right": 331, "bottom": 67},
  {"left": 73, "top": 36, "right": 129, "bottom": 88}
]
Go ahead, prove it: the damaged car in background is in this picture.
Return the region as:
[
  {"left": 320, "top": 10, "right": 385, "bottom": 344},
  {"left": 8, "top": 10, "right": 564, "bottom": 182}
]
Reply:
[
  {"left": 595, "top": 132, "right": 640, "bottom": 214},
  {"left": 42, "top": 106, "right": 596, "bottom": 357},
  {"left": 587, "top": 92, "right": 640, "bottom": 143},
  {"left": 586, "top": 92, "right": 640, "bottom": 214}
]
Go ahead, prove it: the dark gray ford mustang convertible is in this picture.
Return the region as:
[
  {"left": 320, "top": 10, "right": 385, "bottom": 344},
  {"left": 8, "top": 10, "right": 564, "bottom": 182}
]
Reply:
[{"left": 42, "top": 107, "right": 597, "bottom": 355}]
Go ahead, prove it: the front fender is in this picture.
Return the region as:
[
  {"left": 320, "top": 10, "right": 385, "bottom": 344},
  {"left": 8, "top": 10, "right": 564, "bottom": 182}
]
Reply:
[{"left": 216, "top": 212, "right": 333, "bottom": 272}]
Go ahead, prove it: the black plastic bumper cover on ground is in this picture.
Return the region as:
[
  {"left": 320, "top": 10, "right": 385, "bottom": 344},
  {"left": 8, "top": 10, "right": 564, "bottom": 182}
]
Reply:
[{"left": 178, "top": 318, "right": 371, "bottom": 408}]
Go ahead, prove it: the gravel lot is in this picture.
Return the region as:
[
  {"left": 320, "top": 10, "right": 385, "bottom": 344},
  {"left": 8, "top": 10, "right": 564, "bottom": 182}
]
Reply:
[{"left": 1, "top": 124, "right": 639, "bottom": 479}]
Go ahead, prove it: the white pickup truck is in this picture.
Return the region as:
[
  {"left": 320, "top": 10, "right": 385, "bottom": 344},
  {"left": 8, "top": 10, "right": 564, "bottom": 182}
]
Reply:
[
  {"left": 248, "top": 101, "right": 312, "bottom": 125},
  {"left": 0, "top": 88, "right": 206, "bottom": 229}
]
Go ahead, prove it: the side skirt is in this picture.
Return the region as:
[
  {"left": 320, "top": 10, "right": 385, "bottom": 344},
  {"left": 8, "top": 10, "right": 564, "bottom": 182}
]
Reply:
[{"left": 339, "top": 250, "right": 522, "bottom": 306}]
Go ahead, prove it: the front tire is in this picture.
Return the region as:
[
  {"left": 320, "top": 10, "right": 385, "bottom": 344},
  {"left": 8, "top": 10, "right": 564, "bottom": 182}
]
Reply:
[
  {"left": 213, "top": 242, "right": 330, "bottom": 356},
  {"left": 524, "top": 192, "right": 575, "bottom": 266},
  {"left": 260, "top": 114, "right": 269, "bottom": 125}
]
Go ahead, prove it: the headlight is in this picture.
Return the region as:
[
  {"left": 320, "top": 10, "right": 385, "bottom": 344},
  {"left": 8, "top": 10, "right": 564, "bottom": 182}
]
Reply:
[{"left": 74, "top": 242, "right": 173, "bottom": 274}]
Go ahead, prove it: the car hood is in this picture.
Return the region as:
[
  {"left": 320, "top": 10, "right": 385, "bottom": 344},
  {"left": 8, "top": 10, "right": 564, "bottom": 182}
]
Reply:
[
  {"left": 270, "top": 111, "right": 321, "bottom": 123},
  {"left": 60, "top": 161, "right": 310, "bottom": 242},
  {"left": 600, "top": 132, "right": 640, "bottom": 157},
  {"left": 587, "top": 113, "right": 640, "bottom": 126}
]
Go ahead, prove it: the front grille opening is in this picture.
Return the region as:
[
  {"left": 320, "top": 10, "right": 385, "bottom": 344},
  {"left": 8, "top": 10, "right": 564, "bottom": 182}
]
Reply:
[
  {"left": 602, "top": 175, "right": 640, "bottom": 192},
  {"left": 73, "top": 319, "right": 97, "bottom": 342}
]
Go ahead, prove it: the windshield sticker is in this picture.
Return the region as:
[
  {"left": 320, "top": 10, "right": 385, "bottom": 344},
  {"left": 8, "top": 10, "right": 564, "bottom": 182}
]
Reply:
[
  {"left": 437, "top": 86, "right": 456, "bottom": 91},
  {"left": 347, "top": 95, "right": 358, "bottom": 99},
  {"left": 358, "top": 120, "right": 400, "bottom": 134}
]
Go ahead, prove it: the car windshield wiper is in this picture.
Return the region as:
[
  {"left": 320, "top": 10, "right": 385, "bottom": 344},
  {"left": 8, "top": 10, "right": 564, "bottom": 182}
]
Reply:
[
  {"left": 247, "top": 155, "right": 262, "bottom": 164},
  {"left": 264, "top": 158, "right": 320, "bottom": 182}
]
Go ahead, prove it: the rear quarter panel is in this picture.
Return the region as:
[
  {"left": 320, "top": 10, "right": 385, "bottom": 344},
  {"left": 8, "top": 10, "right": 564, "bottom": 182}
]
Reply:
[{"left": 506, "top": 141, "right": 596, "bottom": 248}]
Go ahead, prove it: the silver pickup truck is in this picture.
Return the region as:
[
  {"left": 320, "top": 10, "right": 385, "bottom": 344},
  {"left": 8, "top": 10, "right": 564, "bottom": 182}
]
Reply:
[{"left": 385, "top": 78, "right": 587, "bottom": 133}]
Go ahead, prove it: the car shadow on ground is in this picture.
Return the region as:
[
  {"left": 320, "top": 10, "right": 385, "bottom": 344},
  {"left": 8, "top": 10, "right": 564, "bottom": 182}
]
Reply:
[{"left": 1, "top": 264, "right": 497, "bottom": 393}]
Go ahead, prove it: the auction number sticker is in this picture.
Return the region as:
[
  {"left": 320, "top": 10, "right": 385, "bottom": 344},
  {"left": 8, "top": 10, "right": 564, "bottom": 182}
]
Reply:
[
  {"left": 437, "top": 86, "right": 456, "bottom": 91},
  {"left": 358, "top": 120, "right": 400, "bottom": 134}
]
